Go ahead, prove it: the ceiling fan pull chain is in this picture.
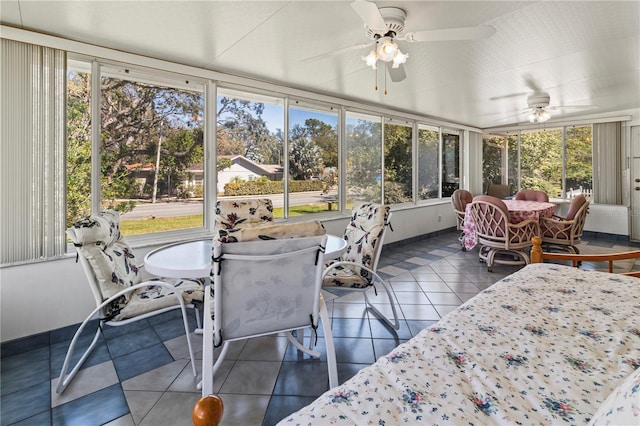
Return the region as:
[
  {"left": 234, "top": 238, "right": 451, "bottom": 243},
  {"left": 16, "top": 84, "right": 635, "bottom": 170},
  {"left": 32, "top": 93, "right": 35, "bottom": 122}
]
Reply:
[
  {"left": 374, "top": 64, "right": 378, "bottom": 91},
  {"left": 384, "top": 65, "right": 388, "bottom": 95}
]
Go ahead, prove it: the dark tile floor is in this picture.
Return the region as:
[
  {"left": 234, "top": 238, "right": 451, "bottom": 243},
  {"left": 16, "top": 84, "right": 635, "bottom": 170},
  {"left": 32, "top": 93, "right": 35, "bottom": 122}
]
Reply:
[{"left": 2, "top": 229, "right": 637, "bottom": 426}]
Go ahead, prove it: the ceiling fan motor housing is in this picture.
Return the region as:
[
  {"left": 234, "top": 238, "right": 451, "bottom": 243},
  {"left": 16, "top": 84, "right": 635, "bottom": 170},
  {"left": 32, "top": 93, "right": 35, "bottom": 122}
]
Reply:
[
  {"left": 527, "top": 94, "right": 551, "bottom": 109},
  {"left": 366, "top": 7, "right": 406, "bottom": 38}
]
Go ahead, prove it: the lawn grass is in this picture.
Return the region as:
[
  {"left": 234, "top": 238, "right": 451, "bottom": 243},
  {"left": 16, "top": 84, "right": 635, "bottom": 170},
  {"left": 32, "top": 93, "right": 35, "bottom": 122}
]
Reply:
[{"left": 119, "top": 203, "right": 341, "bottom": 236}]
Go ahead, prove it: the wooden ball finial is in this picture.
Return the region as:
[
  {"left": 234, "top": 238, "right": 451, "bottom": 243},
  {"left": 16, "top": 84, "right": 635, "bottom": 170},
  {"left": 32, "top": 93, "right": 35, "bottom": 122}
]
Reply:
[{"left": 193, "top": 395, "right": 224, "bottom": 426}]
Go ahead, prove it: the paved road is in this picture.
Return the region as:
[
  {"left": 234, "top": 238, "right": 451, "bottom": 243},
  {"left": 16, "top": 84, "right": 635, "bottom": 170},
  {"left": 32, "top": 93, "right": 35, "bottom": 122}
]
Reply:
[{"left": 121, "top": 191, "right": 337, "bottom": 219}]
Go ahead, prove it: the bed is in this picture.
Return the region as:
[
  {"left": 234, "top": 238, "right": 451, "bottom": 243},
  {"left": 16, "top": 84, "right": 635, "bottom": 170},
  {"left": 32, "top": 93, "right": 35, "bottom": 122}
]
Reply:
[{"left": 278, "top": 253, "right": 640, "bottom": 425}]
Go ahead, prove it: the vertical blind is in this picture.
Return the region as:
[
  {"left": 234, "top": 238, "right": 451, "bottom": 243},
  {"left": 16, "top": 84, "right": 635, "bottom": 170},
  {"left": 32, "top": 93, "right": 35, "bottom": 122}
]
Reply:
[
  {"left": 592, "top": 122, "right": 622, "bottom": 205},
  {"left": 1, "top": 39, "right": 66, "bottom": 265}
]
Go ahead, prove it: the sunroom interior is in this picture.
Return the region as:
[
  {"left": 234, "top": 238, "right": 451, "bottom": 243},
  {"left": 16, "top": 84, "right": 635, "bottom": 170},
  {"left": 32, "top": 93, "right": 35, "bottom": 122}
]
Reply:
[{"left": 1, "top": 1, "right": 640, "bottom": 424}]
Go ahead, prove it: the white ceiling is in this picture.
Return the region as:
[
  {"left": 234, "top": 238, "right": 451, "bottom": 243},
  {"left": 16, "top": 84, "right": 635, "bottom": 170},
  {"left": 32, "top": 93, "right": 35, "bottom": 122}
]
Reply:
[{"left": 2, "top": 1, "right": 639, "bottom": 129}]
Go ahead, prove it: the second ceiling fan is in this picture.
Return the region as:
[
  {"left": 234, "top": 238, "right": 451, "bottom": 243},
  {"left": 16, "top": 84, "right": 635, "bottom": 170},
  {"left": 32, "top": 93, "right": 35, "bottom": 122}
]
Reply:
[{"left": 349, "top": 0, "right": 496, "bottom": 83}]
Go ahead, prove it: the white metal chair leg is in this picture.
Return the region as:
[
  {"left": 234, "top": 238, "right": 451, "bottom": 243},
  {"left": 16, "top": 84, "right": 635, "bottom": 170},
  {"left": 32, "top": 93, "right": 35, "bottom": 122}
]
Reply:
[
  {"left": 286, "top": 331, "right": 321, "bottom": 358},
  {"left": 364, "top": 278, "right": 400, "bottom": 330},
  {"left": 55, "top": 323, "right": 102, "bottom": 394},
  {"left": 319, "top": 295, "right": 338, "bottom": 388},
  {"left": 179, "top": 303, "right": 197, "bottom": 378},
  {"left": 194, "top": 306, "right": 202, "bottom": 330},
  {"left": 57, "top": 282, "right": 196, "bottom": 394}
]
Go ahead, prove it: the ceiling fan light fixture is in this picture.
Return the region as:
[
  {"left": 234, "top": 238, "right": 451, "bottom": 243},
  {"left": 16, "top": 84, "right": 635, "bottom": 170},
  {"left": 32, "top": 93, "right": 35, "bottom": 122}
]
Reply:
[
  {"left": 528, "top": 108, "right": 551, "bottom": 123},
  {"left": 363, "top": 50, "right": 378, "bottom": 69},
  {"left": 376, "top": 36, "right": 399, "bottom": 61},
  {"left": 392, "top": 50, "right": 409, "bottom": 68}
]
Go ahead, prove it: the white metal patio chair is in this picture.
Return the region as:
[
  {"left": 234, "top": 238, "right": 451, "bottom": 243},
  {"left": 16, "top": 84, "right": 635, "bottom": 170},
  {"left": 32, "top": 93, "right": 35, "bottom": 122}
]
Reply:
[
  {"left": 56, "top": 210, "right": 203, "bottom": 394},
  {"left": 322, "top": 203, "right": 399, "bottom": 330},
  {"left": 200, "top": 232, "right": 337, "bottom": 395}
]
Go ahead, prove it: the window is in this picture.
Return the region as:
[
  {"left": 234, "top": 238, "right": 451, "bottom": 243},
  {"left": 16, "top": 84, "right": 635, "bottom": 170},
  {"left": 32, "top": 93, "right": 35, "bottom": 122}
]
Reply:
[
  {"left": 346, "top": 112, "right": 382, "bottom": 206},
  {"left": 288, "top": 101, "right": 339, "bottom": 214},
  {"left": 483, "top": 126, "right": 593, "bottom": 199},
  {"left": 67, "top": 60, "right": 92, "bottom": 225},
  {"left": 482, "top": 133, "right": 518, "bottom": 192},
  {"left": 442, "top": 130, "right": 460, "bottom": 197},
  {"left": 520, "top": 128, "right": 563, "bottom": 196},
  {"left": 216, "top": 87, "right": 285, "bottom": 215},
  {"left": 67, "top": 59, "right": 205, "bottom": 236},
  {"left": 417, "top": 126, "right": 440, "bottom": 199},
  {"left": 565, "top": 126, "right": 593, "bottom": 197},
  {"left": 482, "top": 134, "right": 506, "bottom": 188},
  {"left": 384, "top": 119, "right": 412, "bottom": 204}
]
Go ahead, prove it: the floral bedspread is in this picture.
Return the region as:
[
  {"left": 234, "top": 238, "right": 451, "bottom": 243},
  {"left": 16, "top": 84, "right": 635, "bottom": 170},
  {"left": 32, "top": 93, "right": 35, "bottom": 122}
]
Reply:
[{"left": 280, "top": 263, "right": 640, "bottom": 425}]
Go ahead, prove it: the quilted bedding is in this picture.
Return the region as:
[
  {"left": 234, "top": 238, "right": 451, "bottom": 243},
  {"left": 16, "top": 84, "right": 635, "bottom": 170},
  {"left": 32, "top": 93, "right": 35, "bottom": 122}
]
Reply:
[{"left": 280, "top": 263, "right": 640, "bottom": 425}]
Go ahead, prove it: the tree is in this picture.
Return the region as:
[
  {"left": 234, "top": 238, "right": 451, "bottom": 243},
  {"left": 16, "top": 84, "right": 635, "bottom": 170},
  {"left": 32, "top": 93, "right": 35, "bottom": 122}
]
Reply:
[
  {"left": 417, "top": 128, "right": 439, "bottom": 199},
  {"left": 217, "top": 97, "right": 280, "bottom": 164},
  {"left": 346, "top": 119, "right": 382, "bottom": 201},
  {"left": 520, "top": 129, "right": 563, "bottom": 196},
  {"left": 66, "top": 72, "right": 92, "bottom": 226},
  {"left": 289, "top": 121, "right": 326, "bottom": 180},
  {"left": 384, "top": 123, "right": 412, "bottom": 203}
]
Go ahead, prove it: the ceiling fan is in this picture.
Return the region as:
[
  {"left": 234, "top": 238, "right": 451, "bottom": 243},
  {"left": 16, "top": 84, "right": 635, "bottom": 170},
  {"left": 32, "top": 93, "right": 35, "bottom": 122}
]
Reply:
[
  {"left": 351, "top": 1, "right": 496, "bottom": 83},
  {"left": 491, "top": 75, "right": 597, "bottom": 123},
  {"left": 499, "top": 92, "right": 598, "bottom": 124},
  {"left": 305, "top": 1, "right": 496, "bottom": 85}
]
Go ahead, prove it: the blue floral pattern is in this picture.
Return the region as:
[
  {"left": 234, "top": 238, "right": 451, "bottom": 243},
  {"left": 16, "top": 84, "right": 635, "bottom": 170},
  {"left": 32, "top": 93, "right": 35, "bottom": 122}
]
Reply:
[{"left": 281, "top": 263, "right": 640, "bottom": 425}]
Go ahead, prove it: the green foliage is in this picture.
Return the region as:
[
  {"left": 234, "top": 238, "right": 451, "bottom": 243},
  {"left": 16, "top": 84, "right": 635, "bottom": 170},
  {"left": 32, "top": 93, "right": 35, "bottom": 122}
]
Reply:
[
  {"left": 217, "top": 157, "right": 232, "bottom": 172},
  {"left": 418, "top": 128, "right": 439, "bottom": 200},
  {"left": 223, "top": 179, "right": 324, "bottom": 196},
  {"left": 346, "top": 118, "right": 382, "bottom": 201},
  {"left": 66, "top": 72, "right": 92, "bottom": 227},
  {"left": 217, "top": 97, "right": 281, "bottom": 164},
  {"left": 384, "top": 123, "right": 412, "bottom": 202},
  {"left": 289, "top": 120, "right": 328, "bottom": 180},
  {"left": 384, "top": 181, "right": 412, "bottom": 204}
]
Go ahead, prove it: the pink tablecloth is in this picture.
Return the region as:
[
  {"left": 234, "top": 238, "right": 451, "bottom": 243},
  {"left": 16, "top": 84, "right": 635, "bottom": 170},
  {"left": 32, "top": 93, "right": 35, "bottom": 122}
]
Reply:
[{"left": 463, "top": 200, "right": 556, "bottom": 251}]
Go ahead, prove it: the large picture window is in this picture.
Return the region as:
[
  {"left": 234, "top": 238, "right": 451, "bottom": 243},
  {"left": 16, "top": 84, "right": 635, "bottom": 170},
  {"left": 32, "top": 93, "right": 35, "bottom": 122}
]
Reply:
[
  {"left": 384, "top": 119, "right": 412, "bottom": 204},
  {"left": 483, "top": 126, "right": 593, "bottom": 200},
  {"left": 67, "top": 60, "right": 205, "bottom": 236},
  {"left": 442, "top": 130, "right": 460, "bottom": 197},
  {"left": 216, "top": 87, "right": 284, "bottom": 217},
  {"left": 417, "top": 126, "right": 440, "bottom": 199},
  {"left": 288, "top": 101, "right": 339, "bottom": 215},
  {"left": 346, "top": 112, "right": 382, "bottom": 206}
]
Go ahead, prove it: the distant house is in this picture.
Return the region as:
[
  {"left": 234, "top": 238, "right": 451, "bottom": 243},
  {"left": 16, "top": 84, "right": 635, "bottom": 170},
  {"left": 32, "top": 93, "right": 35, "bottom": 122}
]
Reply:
[
  {"left": 125, "top": 162, "right": 155, "bottom": 194},
  {"left": 217, "top": 155, "right": 283, "bottom": 194},
  {"left": 127, "top": 156, "right": 283, "bottom": 196}
]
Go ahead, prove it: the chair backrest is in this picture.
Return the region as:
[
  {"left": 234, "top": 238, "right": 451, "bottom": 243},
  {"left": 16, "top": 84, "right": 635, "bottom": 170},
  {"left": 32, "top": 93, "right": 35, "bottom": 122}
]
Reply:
[
  {"left": 566, "top": 194, "right": 588, "bottom": 220},
  {"left": 214, "top": 198, "right": 274, "bottom": 241},
  {"left": 340, "top": 203, "right": 391, "bottom": 281},
  {"left": 451, "top": 189, "right": 473, "bottom": 213},
  {"left": 515, "top": 189, "right": 549, "bottom": 202},
  {"left": 486, "top": 183, "right": 513, "bottom": 199},
  {"left": 469, "top": 195, "right": 510, "bottom": 239},
  {"left": 211, "top": 234, "right": 327, "bottom": 343},
  {"left": 66, "top": 210, "right": 140, "bottom": 317},
  {"left": 568, "top": 195, "right": 589, "bottom": 238}
]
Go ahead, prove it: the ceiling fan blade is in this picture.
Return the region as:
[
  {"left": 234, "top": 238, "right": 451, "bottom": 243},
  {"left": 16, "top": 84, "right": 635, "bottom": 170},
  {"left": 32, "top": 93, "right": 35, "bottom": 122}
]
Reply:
[
  {"left": 402, "top": 25, "right": 496, "bottom": 42},
  {"left": 350, "top": 0, "right": 387, "bottom": 32},
  {"left": 300, "top": 41, "right": 374, "bottom": 63},
  {"left": 387, "top": 62, "right": 406, "bottom": 82},
  {"left": 547, "top": 105, "right": 598, "bottom": 111},
  {"left": 489, "top": 92, "right": 530, "bottom": 101}
]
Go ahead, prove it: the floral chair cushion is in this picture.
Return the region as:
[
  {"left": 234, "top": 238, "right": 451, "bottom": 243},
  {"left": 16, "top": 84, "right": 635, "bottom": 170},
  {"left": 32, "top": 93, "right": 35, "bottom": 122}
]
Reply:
[
  {"left": 115, "top": 278, "right": 203, "bottom": 321},
  {"left": 589, "top": 367, "right": 640, "bottom": 425},
  {"left": 71, "top": 210, "right": 140, "bottom": 306},
  {"left": 214, "top": 198, "right": 274, "bottom": 241},
  {"left": 70, "top": 210, "right": 203, "bottom": 320},
  {"left": 323, "top": 203, "right": 390, "bottom": 289}
]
